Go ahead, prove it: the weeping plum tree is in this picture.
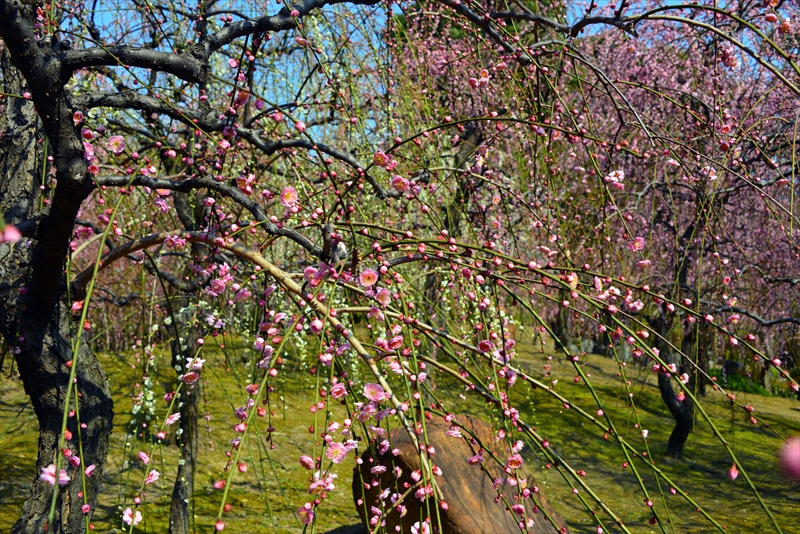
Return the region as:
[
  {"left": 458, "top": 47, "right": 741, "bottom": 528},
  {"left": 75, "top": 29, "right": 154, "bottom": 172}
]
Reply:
[{"left": 1, "top": 0, "right": 799, "bottom": 532}]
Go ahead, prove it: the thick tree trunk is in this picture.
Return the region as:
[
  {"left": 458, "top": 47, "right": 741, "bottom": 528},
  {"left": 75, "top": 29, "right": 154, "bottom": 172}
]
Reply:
[
  {"left": 1, "top": 50, "right": 113, "bottom": 533},
  {"left": 5, "top": 305, "right": 113, "bottom": 534}
]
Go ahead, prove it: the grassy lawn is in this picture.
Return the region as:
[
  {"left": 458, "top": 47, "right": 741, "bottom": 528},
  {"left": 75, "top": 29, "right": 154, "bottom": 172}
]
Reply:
[{"left": 1, "top": 333, "right": 799, "bottom": 533}]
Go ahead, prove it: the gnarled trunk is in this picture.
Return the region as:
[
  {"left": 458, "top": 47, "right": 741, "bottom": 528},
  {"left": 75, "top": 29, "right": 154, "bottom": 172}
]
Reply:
[
  {"left": 1, "top": 49, "right": 113, "bottom": 533},
  {"left": 6, "top": 305, "right": 113, "bottom": 534}
]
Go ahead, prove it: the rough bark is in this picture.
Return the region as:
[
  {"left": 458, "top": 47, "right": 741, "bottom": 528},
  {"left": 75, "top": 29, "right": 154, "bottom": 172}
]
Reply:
[
  {"left": 5, "top": 305, "right": 113, "bottom": 534},
  {"left": 1, "top": 37, "right": 113, "bottom": 534}
]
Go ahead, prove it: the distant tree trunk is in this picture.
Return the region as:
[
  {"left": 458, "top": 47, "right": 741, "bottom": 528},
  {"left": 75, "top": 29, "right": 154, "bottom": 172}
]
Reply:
[
  {"left": 688, "top": 323, "right": 711, "bottom": 396},
  {"left": 1, "top": 51, "right": 113, "bottom": 533},
  {"left": 657, "top": 372, "right": 694, "bottom": 459},
  {"left": 549, "top": 299, "right": 572, "bottom": 353},
  {"left": 649, "top": 312, "right": 694, "bottom": 459}
]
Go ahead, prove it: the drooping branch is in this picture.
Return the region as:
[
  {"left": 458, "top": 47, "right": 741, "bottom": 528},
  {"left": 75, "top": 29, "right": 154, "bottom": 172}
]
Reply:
[
  {"left": 93, "top": 174, "right": 324, "bottom": 258},
  {"left": 235, "top": 131, "right": 399, "bottom": 200}
]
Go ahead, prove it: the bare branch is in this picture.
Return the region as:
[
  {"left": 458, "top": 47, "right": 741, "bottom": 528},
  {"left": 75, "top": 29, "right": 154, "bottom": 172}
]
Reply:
[{"left": 709, "top": 305, "right": 800, "bottom": 327}]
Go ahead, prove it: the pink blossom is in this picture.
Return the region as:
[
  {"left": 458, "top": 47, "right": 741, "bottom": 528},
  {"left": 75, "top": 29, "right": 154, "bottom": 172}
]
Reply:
[
  {"left": 165, "top": 413, "right": 181, "bottom": 426},
  {"left": 330, "top": 383, "right": 348, "bottom": 398},
  {"left": 467, "top": 452, "right": 484, "bottom": 465},
  {"left": 373, "top": 151, "right": 389, "bottom": 167},
  {"left": 138, "top": 451, "right": 150, "bottom": 465},
  {"left": 181, "top": 371, "right": 199, "bottom": 384},
  {"left": 300, "top": 456, "right": 315, "bottom": 470},
  {"left": 280, "top": 186, "right": 298, "bottom": 207},
  {"left": 144, "top": 469, "right": 160, "bottom": 484},
  {"left": 295, "top": 121, "right": 307, "bottom": 133},
  {"left": 728, "top": 464, "right": 739, "bottom": 480},
  {"left": 297, "top": 504, "right": 314, "bottom": 525},
  {"left": 40, "top": 464, "right": 70, "bottom": 486},
  {"left": 387, "top": 335, "right": 404, "bottom": 351},
  {"left": 122, "top": 507, "right": 142, "bottom": 526},
  {"left": 780, "top": 437, "right": 800, "bottom": 479},
  {"left": 359, "top": 269, "right": 378, "bottom": 287},
  {"left": 628, "top": 237, "right": 645, "bottom": 252},
  {"left": 309, "top": 317, "right": 324, "bottom": 334},
  {"left": 325, "top": 442, "right": 348, "bottom": 464},
  {"left": 505, "top": 454, "right": 524, "bottom": 470},
  {"left": 391, "top": 175, "right": 410, "bottom": 192},
  {"left": 106, "top": 135, "right": 125, "bottom": 155},
  {"left": 228, "top": 58, "right": 239, "bottom": 68},
  {"left": 84, "top": 464, "right": 96, "bottom": 477},
  {"left": 1, "top": 225, "right": 22, "bottom": 243},
  {"left": 363, "top": 383, "right": 386, "bottom": 402},
  {"left": 477, "top": 340, "right": 494, "bottom": 353},
  {"left": 375, "top": 288, "right": 391, "bottom": 306}
]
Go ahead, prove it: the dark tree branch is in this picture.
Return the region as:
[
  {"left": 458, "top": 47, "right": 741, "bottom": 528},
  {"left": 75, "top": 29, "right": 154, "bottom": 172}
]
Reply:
[
  {"left": 93, "top": 174, "right": 324, "bottom": 258},
  {"left": 0, "top": 0, "right": 95, "bottom": 316},
  {"left": 142, "top": 257, "right": 204, "bottom": 293},
  {"left": 203, "top": 0, "right": 381, "bottom": 53},
  {"left": 490, "top": 11, "right": 638, "bottom": 38},
  {"left": 73, "top": 91, "right": 392, "bottom": 201},
  {"left": 435, "top": 0, "right": 521, "bottom": 60},
  {"left": 708, "top": 305, "right": 800, "bottom": 327},
  {"left": 73, "top": 91, "right": 222, "bottom": 131},
  {"left": 235, "top": 130, "right": 399, "bottom": 200},
  {"left": 60, "top": 46, "right": 207, "bottom": 83}
]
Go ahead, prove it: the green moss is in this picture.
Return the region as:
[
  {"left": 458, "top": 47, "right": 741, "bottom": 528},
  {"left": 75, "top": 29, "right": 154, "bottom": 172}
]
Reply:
[{"left": 1, "top": 339, "right": 798, "bottom": 533}]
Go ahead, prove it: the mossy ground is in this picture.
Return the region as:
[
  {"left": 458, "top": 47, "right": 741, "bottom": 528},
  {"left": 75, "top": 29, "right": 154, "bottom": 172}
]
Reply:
[{"left": 1, "top": 334, "right": 799, "bottom": 533}]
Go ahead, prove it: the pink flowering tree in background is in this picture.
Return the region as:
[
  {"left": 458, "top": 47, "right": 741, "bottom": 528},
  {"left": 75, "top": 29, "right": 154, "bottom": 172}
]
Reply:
[{"left": 1, "top": 0, "right": 799, "bottom": 533}]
